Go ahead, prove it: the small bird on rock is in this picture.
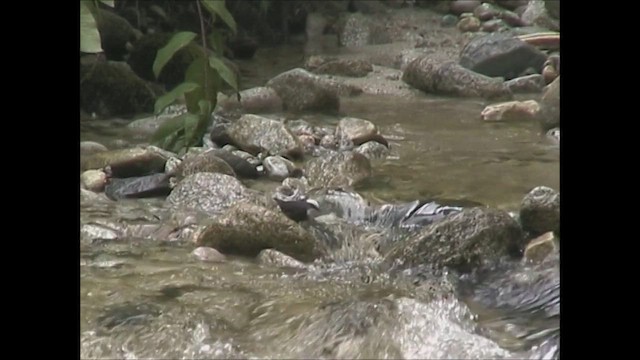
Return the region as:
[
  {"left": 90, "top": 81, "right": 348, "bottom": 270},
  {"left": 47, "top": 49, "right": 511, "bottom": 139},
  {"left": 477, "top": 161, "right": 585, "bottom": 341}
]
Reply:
[{"left": 273, "top": 184, "right": 320, "bottom": 222}]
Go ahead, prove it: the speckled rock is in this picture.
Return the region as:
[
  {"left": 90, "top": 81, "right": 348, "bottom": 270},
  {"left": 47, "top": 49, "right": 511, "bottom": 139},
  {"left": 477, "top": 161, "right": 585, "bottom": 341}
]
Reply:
[
  {"left": 481, "top": 100, "right": 540, "bottom": 122},
  {"left": 218, "top": 86, "right": 283, "bottom": 114},
  {"left": 81, "top": 147, "right": 168, "bottom": 177},
  {"left": 81, "top": 170, "right": 108, "bottom": 192},
  {"left": 191, "top": 247, "right": 226, "bottom": 262},
  {"left": 306, "top": 57, "right": 374, "bottom": 78},
  {"left": 165, "top": 173, "right": 249, "bottom": 215},
  {"left": 194, "top": 201, "right": 319, "bottom": 262},
  {"left": 226, "top": 114, "right": 304, "bottom": 159},
  {"left": 263, "top": 156, "right": 299, "bottom": 181},
  {"left": 104, "top": 173, "right": 173, "bottom": 200},
  {"left": 305, "top": 151, "right": 372, "bottom": 189},
  {"left": 520, "top": 186, "right": 560, "bottom": 236},
  {"left": 266, "top": 68, "right": 340, "bottom": 113},
  {"left": 257, "top": 249, "right": 308, "bottom": 269},
  {"left": 335, "top": 117, "right": 388, "bottom": 147},
  {"left": 178, "top": 150, "right": 236, "bottom": 179},
  {"left": 457, "top": 16, "right": 481, "bottom": 32},
  {"left": 505, "top": 74, "right": 546, "bottom": 93},
  {"left": 354, "top": 141, "right": 390, "bottom": 160}
]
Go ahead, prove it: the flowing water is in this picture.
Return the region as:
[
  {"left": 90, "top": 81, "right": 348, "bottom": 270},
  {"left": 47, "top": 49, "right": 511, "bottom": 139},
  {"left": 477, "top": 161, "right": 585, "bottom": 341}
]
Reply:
[{"left": 80, "top": 45, "right": 559, "bottom": 359}]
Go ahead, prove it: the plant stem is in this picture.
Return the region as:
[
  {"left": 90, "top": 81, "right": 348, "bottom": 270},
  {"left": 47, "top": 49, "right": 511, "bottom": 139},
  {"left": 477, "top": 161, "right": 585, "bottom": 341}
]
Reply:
[{"left": 195, "top": 0, "right": 210, "bottom": 104}]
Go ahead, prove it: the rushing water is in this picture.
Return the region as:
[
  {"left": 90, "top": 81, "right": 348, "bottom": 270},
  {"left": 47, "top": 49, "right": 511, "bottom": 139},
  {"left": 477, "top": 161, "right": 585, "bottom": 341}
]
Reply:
[{"left": 80, "top": 45, "right": 559, "bottom": 359}]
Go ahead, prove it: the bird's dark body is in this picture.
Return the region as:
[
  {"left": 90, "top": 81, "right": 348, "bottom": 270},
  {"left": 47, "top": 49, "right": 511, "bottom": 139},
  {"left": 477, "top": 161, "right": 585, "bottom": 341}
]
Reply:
[{"left": 274, "top": 198, "right": 319, "bottom": 222}]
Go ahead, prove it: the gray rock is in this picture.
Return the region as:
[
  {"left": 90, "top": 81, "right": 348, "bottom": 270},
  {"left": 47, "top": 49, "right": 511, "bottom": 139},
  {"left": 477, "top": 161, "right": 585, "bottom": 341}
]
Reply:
[
  {"left": 230, "top": 149, "right": 262, "bottom": 168},
  {"left": 191, "top": 246, "right": 226, "bottom": 262},
  {"left": 340, "top": 13, "right": 372, "bottom": 47},
  {"left": 450, "top": 0, "right": 481, "bottom": 15},
  {"left": 474, "top": 3, "right": 502, "bottom": 21},
  {"left": 500, "top": 10, "right": 526, "bottom": 27},
  {"left": 457, "top": 16, "right": 481, "bottom": 32},
  {"left": 164, "top": 156, "right": 182, "bottom": 176},
  {"left": 218, "top": 86, "right": 283, "bottom": 114},
  {"left": 311, "top": 58, "right": 374, "bottom": 78},
  {"left": 305, "top": 151, "right": 372, "bottom": 189},
  {"left": 524, "top": 231, "right": 558, "bottom": 264},
  {"left": 209, "top": 149, "right": 259, "bottom": 179},
  {"left": 81, "top": 223, "right": 119, "bottom": 243},
  {"left": 522, "top": 0, "right": 559, "bottom": 31},
  {"left": 519, "top": 186, "right": 560, "bottom": 236},
  {"left": 441, "top": 14, "right": 459, "bottom": 28},
  {"left": 403, "top": 56, "right": 512, "bottom": 99},
  {"left": 81, "top": 170, "right": 108, "bottom": 192},
  {"left": 80, "top": 141, "right": 108, "bottom": 156},
  {"left": 480, "top": 100, "right": 540, "bottom": 122},
  {"left": 165, "top": 173, "right": 248, "bottom": 215},
  {"left": 539, "top": 76, "right": 560, "bottom": 130},
  {"left": 226, "top": 114, "right": 304, "bottom": 159},
  {"left": 266, "top": 68, "right": 340, "bottom": 113},
  {"left": 354, "top": 141, "right": 390, "bottom": 160},
  {"left": 81, "top": 147, "right": 168, "bottom": 177},
  {"left": 384, "top": 207, "right": 524, "bottom": 271},
  {"left": 459, "top": 33, "right": 548, "bottom": 80},
  {"left": 496, "top": 0, "right": 529, "bottom": 10},
  {"left": 104, "top": 173, "right": 173, "bottom": 200},
  {"left": 263, "top": 156, "right": 298, "bottom": 181},
  {"left": 194, "top": 201, "right": 319, "bottom": 262},
  {"left": 335, "top": 117, "right": 387, "bottom": 147},
  {"left": 178, "top": 150, "right": 236, "bottom": 179},
  {"left": 257, "top": 249, "right": 308, "bottom": 269},
  {"left": 504, "top": 74, "right": 546, "bottom": 93},
  {"left": 481, "top": 19, "right": 509, "bottom": 33}
]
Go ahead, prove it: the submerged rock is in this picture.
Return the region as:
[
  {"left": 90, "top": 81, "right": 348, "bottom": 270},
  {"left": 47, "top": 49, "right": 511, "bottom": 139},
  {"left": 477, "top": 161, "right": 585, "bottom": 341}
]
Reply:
[
  {"left": 306, "top": 56, "right": 374, "bottom": 78},
  {"left": 266, "top": 68, "right": 340, "bottom": 113},
  {"left": 480, "top": 100, "right": 540, "bottom": 122},
  {"left": 354, "top": 141, "right": 390, "bottom": 160},
  {"left": 305, "top": 151, "right": 372, "bottom": 189},
  {"left": 165, "top": 173, "right": 248, "bottom": 215},
  {"left": 194, "top": 202, "right": 318, "bottom": 262},
  {"left": 81, "top": 147, "right": 168, "bottom": 177},
  {"left": 257, "top": 249, "right": 308, "bottom": 270},
  {"left": 384, "top": 207, "right": 524, "bottom": 272},
  {"left": 459, "top": 33, "right": 548, "bottom": 80},
  {"left": 226, "top": 114, "right": 304, "bottom": 159},
  {"left": 524, "top": 231, "right": 558, "bottom": 263},
  {"left": 519, "top": 186, "right": 560, "bottom": 236},
  {"left": 104, "top": 173, "right": 172, "bottom": 200},
  {"left": 191, "top": 247, "right": 226, "bottom": 262},
  {"left": 218, "top": 86, "right": 283, "bottom": 114}
]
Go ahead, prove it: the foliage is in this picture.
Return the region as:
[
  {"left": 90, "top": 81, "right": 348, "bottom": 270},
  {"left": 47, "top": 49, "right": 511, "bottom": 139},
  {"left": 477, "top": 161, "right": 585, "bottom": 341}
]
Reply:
[
  {"left": 151, "top": 0, "right": 239, "bottom": 155},
  {"left": 79, "top": 0, "right": 114, "bottom": 53}
]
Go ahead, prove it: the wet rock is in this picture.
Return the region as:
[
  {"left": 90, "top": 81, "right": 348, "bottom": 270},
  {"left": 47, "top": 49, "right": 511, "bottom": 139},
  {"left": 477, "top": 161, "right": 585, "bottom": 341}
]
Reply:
[
  {"left": 385, "top": 207, "right": 524, "bottom": 272},
  {"left": 459, "top": 33, "right": 548, "bottom": 80},
  {"left": 441, "top": 14, "right": 458, "bottom": 28},
  {"left": 500, "top": 10, "right": 526, "bottom": 27},
  {"left": 226, "top": 114, "right": 304, "bottom": 159},
  {"left": 403, "top": 56, "right": 512, "bottom": 99},
  {"left": 481, "top": 19, "right": 509, "bottom": 33},
  {"left": 504, "top": 74, "right": 545, "bottom": 93},
  {"left": 474, "top": 3, "right": 502, "bottom": 21},
  {"left": 81, "top": 147, "right": 168, "bottom": 177},
  {"left": 524, "top": 231, "right": 558, "bottom": 263},
  {"left": 450, "top": 0, "right": 481, "bottom": 15},
  {"left": 335, "top": 117, "right": 387, "bottom": 147},
  {"left": 310, "top": 189, "right": 370, "bottom": 223},
  {"left": 80, "top": 62, "right": 162, "bottom": 118},
  {"left": 164, "top": 156, "right": 182, "bottom": 176},
  {"left": 218, "top": 87, "right": 283, "bottom": 114},
  {"left": 539, "top": 76, "right": 560, "bottom": 130},
  {"left": 520, "top": 186, "right": 560, "bottom": 236},
  {"left": 166, "top": 173, "right": 248, "bottom": 215},
  {"left": 263, "top": 156, "right": 299, "bottom": 181},
  {"left": 191, "top": 247, "right": 226, "bottom": 262},
  {"left": 457, "top": 16, "right": 481, "bottom": 32},
  {"left": 178, "top": 150, "right": 236, "bottom": 179},
  {"left": 522, "top": 0, "right": 559, "bottom": 31},
  {"left": 266, "top": 68, "right": 340, "bottom": 113},
  {"left": 105, "top": 173, "right": 172, "bottom": 200},
  {"left": 208, "top": 149, "right": 259, "bottom": 179},
  {"left": 480, "top": 100, "right": 540, "bottom": 122},
  {"left": 546, "top": 127, "right": 560, "bottom": 144},
  {"left": 306, "top": 151, "right": 372, "bottom": 189},
  {"left": 81, "top": 170, "right": 108, "bottom": 192},
  {"left": 299, "top": 134, "right": 317, "bottom": 153},
  {"left": 80, "top": 141, "right": 108, "bottom": 156},
  {"left": 496, "top": 0, "right": 529, "bottom": 10},
  {"left": 354, "top": 141, "right": 390, "bottom": 160},
  {"left": 257, "top": 249, "right": 308, "bottom": 270},
  {"left": 306, "top": 57, "right": 374, "bottom": 78},
  {"left": 230, "top": 149, "right": 262, "bottom": 168},
  {"left": 194, "top": 202, "right": 318, "bottom": 262},
  {"left": 81, "top": 223, "right": 119, "bottom": 243}
]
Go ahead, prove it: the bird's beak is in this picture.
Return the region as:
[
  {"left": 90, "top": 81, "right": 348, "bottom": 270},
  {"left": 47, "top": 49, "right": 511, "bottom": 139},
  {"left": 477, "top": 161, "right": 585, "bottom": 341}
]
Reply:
[{"left": 306, "top": 199, "right": 320, "bottom": 210}]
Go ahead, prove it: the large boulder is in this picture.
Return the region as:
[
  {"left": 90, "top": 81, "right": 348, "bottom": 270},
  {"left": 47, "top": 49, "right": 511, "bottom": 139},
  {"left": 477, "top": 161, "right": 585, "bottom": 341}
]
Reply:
[
  {"left": 165, "top": 173, "right": 249, "bottom": 215},
  {"left": 459, "top": 33, "right": 548, "bottom": 80},
  {"left": 519, "top": 186, "right": 560, "bottom": 236},
  {"left": 384, "top": 207, "right": 524, "bottom": 272},
  {"left": 81, "top": 147, "right": 168, "bottom": 177},
  {"left": 194, "top": 202, "right": 319, "bottom": 262},
  {"left": 305, "top": 151, "right": 372, "bottom": 189},
  {"left": 403, "top": 56, "right": 512, "bottom": 99},
  {"left": 226, "top": 114, "right": 304, "bottom": 159},
  {"left": 266, "top": 68, "right": 340, "bottom": 113},
  {"left": 177, "top": 150, "right": 236, "bottom": 179}
]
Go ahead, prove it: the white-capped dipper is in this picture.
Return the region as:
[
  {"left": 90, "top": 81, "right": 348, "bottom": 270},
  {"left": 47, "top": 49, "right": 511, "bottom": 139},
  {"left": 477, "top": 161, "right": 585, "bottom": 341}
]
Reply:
[{"left": 273, "top": 196, "right": 320, "bottom": 222}]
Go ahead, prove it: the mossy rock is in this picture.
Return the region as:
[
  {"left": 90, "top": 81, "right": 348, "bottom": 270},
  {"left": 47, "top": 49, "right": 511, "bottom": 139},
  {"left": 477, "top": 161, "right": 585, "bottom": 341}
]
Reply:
[
  {"left": 94, "top": 9, "right": 139, "bottom": 61},
  {"left": 80, "top": 61, "right": 164, "bottom": 118},
  {"left": 127, "top": 32, "right": 201, "bottom": 88}
]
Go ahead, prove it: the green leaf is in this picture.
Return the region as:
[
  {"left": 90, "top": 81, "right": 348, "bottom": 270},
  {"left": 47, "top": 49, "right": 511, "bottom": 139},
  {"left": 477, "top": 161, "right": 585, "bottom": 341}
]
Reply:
[
  {"left": 259, "top": 0, "right": 270, "bottom": 15},
  {"left": 184, "top": 57, "right": 221, "bottom": 113},
  {"left": 208, "top": 30, "right": 224, "bottom": 56},
  {"left": 201, "top": 0, "right": 237, "bottom": 34},
  {"left": 150, "top": 113, "right": 187, "bottom": 145},
  {"left": 153, "top": 82, "right": 200, "bottom": 115},
  {"left": 80, "top": 2, "right": 103, "bottom": 53},
  {"left": 98, "top": 0, "right": 114, "bottom": 7},
  {"left": 153, "top": 31, "right": 197, "bottom": 79},
  {"left": 209, "top": 56, "right": 238, "bottom": 92},
  {"left": 183, "top": 113, "right": 200, "bottom": 148}
]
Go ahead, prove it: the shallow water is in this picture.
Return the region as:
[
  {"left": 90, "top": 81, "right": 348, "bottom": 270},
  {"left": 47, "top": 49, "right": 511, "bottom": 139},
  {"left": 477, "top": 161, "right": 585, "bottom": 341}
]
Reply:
[{"left": 80, "top": 44, "right": 559, "bottom": 359}]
